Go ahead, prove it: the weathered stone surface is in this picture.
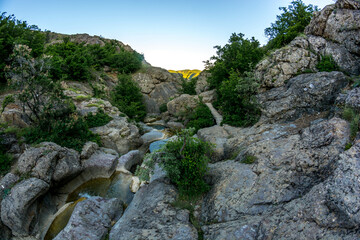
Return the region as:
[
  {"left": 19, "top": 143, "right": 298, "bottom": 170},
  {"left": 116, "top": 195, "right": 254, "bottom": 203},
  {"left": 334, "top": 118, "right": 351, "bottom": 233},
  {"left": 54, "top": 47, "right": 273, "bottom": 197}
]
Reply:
[
  {"left": 17, "top": 142, "right": 81, "bottom": 185},
  {"left": 255, "top": 37, "right": 318, "bottom": 89},
  {"left": 140, "top": 130, "right": 164, "bottom": 144},
  {"left": 326, "top": 141, "right": 360, "bottom": 226},
  {"left": 199, "top": 89, "right": 217, "bottom": 103},
  {"left": 54, "top": 197, "right": 122, "bottom": 240},
  {"left": 116, "top": 150, "right": 141, "bottom": 173},
  {"left": 82, "top": 150, "right": 118, "bottom": 178},
  {"left": 337, "top": 87, "right": 360, "bottom": 108},
  {"left": 304, "top": 4, "right": 335, "bottom": 36},
  {"left": 336, "top": 0, "right": 360, "bottom": 9},
  {"left": 80, "top": 141, "right": 99, "bottom": 160},
  {"left": 197, "top": 125, "right": 231, "bottom": 162},
  {"left": 133, "top": 67, "right": 181, "bottom": 114},
  {"left": 91, "top": 116, "right": 142, "bottom": 155},
  {"left": 201, "top": 118, "right": 349, "bottom": 223},
  {"left": 0, "top": 173, "right": 19, "bottom": 197},
  {"left": 167, "top": 94, "right": 199, "bottom": 117},
  {"left": 1, "top": 178, "right": 49, "bottom": 236},
  {"left": 195, "top": 71, "right": 210, "bottom": 94},
  {"left": 166, "top": 121, "right": 185, "bottom": 131},
  {"left": 0, "top": 104, "right": 29, "bottom": 128},
  {"left": 110, "top": 180, "right": 197, "bottom": 240},
  {"left": 257, "top": 72, "right": 348, "bottom": 123}
]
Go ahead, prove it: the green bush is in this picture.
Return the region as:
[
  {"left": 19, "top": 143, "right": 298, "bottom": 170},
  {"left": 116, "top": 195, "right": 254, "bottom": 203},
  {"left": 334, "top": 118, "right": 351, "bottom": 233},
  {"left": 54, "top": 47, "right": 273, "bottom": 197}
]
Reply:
[
  {"left": 0, "top": 143, "right": 13, "bottom": 175},
  {"left": 342, "top": 107, "right": 359, "bottom": 140},
  {"left": 265, "top": 0, "right": 318, "bottom": 50},
  {"left": 216, "top": 71, "right": 261, "bottom": 127},
  {"left": 84, "top": 109, "right": 112, "bottom": 128},
  {"left": 23, "top": 114, "right": 101, "bottom": 152},
  {"left": 186, "top": 101, "right": 215, "bottom": 132},
  {"left": 205, "top": 33, "right": 264, "bottom": 90},
  {"left": 0, "top": 12, "right": 46, "bottom": 84},
  {"left": 137, "top": 128, "right": 212, "bottom": 198},
  {"left": 316, "top": 55, "right": 339, "bottom": 72},
  {"left": 111, "top": 74, "right": 146, "bottom": 122},
  {"left": 1, "top": 94, "right": 15, "bottom": 113},
  {"left": 159, "top": 103, "right": 168, "bottom": 113},
  {"left": 180, "top": 77, "right": 197, "bottom": 95}
]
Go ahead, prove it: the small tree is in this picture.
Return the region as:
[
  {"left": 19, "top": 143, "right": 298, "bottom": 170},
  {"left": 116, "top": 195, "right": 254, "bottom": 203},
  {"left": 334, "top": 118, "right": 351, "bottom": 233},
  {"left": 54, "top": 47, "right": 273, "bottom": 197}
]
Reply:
[
  {"left": 265, "top": 0, "right": 318, "bottom": 50},
  {"left": 6, "top": 44, "right": 65, "bottom": 123}
]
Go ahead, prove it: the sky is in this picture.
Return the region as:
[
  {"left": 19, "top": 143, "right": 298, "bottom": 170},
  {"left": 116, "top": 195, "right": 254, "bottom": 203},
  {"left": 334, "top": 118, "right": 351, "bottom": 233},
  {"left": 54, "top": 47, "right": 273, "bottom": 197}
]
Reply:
[{"left": 0, "top": 0, "right": 334, "bottom": 70}]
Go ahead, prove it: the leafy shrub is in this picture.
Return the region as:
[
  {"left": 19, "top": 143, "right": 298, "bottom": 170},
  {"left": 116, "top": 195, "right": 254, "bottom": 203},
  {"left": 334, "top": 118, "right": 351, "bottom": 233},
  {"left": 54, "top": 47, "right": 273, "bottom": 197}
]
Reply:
[
  {"left": 316, "top": 55, "right": 339, "bottom": 72},
  {"left": 180, "top": 77, "right": 197, "bottom": 95},
  {"left": 111, "top": 74, "right": 146, "bottom": 122},
  {"left": 0, "top": 12, "right": 46, "bottom": 84},
  {"left": 136, "top": 128, "right": 212, "bottom": 197},
  {"left": 342, "top": 107, "right": 359, "bottom": 140},
  {"left": 23, "top": 113, "right": 101, "bottom": 152},
  {"left": 0, "top": 143, "right": 13, "bottom": 175},
  {"left": 1, "top": 94, "right": 15, "bottom": 113},
  {"left": 84, "top": 109, "right": 112, "bottom": 128},
  {"left": 205, "top": 33, "right": 264, "bottom": 90},
  {"left": 265, "top": 0, "right": 318, "bottom": 50},
  {"left": 241, "top": 155, "right": 257, "bottom": 164},
  {"left": 159, "top": 103, "right": 168, "bottom": 113},
  {"left": 186, "top": 101, "right": 215, "bottom": 132},
  {"left": 216, "top": 71, "right": 261, "bottom": 127}
]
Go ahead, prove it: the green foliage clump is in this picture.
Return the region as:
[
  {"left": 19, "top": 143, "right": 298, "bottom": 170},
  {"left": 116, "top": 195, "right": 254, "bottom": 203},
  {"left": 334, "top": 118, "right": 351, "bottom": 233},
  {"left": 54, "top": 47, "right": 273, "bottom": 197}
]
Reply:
[
  {"left": 186, "top": 101, "right": 215, "bottom": 132},
  {"left": 6, "top": 44, "right": 66, "bottom": 124},
  {"left": 342, "top": 107, "right": 359, "bottom": 140},
  {"left": 1, "top": 94, "right": 15, "bottom": 113},
  {"left": 46, "top": 39, "right": 143, "bottom": 81},
  {"left": 0, "top": 142, "right": 13, "bottom": 175},
  {"left": 23, "top": 113, "right": 101, "bottom": 152},
  {"left": 216, "top": 71, "right": 261, "bottom": 127},
  {"left": 265, "top": 0, "right": 318, "bottom": 50},
  {"left": 159, "top": 103, "right": 168, "bottom": 113},
  {"left": 204, "top": 33, "right": 263, "bottom": 127},
  {"left": 241, "top": 155, "right": 257, "bottom": 164},
  {"left": 205, "top": 33, "right": 264, "bottom": 90},
  {"left": 316, "top": 55, "right": 339, "bottom": 72},
  {"left": 84, "top": 109, "right": 112, "bottom": 128},
  {"left": 180, "top": 77, "right": 197, "bottom": 95},
  {"left": 0, "top": 12, "right": 46, "bottom": 84},
  {"left": 137, "top": 128, "right": 212, "bottom": 198},
  {"left": 111, "top": 74, "right": 146, "bottom": 122}
]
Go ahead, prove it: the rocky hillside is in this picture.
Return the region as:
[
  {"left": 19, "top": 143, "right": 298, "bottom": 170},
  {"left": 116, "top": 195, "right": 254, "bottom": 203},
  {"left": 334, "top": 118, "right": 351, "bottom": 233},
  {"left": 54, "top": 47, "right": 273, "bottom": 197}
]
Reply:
[{"left": 0, "top": 0, "right": 360, "bottom": 239}]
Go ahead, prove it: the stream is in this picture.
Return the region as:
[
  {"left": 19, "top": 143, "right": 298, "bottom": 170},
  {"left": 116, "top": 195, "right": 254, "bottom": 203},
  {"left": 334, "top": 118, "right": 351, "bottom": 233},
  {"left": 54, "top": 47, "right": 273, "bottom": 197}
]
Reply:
[{"left": 44, "top": 123, "right": 172, "bottom": 239}]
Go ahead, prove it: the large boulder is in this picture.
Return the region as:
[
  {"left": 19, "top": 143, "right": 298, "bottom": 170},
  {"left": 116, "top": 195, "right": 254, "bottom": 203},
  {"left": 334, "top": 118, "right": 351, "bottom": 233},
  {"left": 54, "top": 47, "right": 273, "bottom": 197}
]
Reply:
[
  {"left": 110, "top": 180, "right": 198, "bottom": 240},
  {"left": 202, "top": 118, "right": 349, "bottom": 223},
  {"left": 16, "top": 142, "right": 82, "bottom": 185},
  {"left": 305, "top": 0, "right": 360, "bottom": 75},
  {"left": 132, "top": 67, "right": 181, "bottom": 113},
  {"left": 0, "top": 103, "right": 29, "bottom": 128},
  {"left": 82, "top": 149, "right": 118, "bottom": 179},
  {"left": 255, "top": 37, "right": 319, "bottom": 89},
  {"left": 1, "top": 178, "right": 49, "bottom": 237},
  {"left": 91, "top": 116, "right": 142, "bottom": 155},
  {"left": 116, "top": 150, "right": 142, "bottom": 173},
  {"left": 257, "top": 71, "right": 348, "bottom": 123},
  {"left": 195, "top": 71, "right": 210, "bottom": 94},
  {"left": 167, "top": 94, "right": 199, "bottom": 117},
  {"left": 54, "top": 197, "right": 122, "bottom": 240}
]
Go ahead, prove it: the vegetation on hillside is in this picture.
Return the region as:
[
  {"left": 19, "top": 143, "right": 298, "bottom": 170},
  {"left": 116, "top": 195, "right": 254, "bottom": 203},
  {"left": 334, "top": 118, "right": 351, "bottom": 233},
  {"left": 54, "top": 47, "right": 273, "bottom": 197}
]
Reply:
[
  {"left": 265, "top": 0, "right": 318, "bottom": 50},
  {"left": 111, "top": 74, "right": 146, "bottom": 122},
  {"left": 205, "top": 33, "right": 264, "bottom": 127}
]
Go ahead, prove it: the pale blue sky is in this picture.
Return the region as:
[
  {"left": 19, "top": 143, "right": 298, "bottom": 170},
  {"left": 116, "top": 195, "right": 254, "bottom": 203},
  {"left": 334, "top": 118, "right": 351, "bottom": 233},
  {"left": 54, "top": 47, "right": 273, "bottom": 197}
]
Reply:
[{"left": 0, "top": 0, "right": 334, "bottom": 70}]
